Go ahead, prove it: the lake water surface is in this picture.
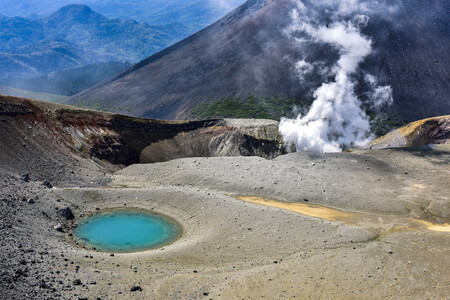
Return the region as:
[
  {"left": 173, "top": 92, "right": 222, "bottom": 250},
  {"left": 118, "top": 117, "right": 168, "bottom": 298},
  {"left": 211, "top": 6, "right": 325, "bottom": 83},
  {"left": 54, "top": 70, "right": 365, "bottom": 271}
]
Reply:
[{"left": 74, "top": 209, "right": 182, "bottom": 252}]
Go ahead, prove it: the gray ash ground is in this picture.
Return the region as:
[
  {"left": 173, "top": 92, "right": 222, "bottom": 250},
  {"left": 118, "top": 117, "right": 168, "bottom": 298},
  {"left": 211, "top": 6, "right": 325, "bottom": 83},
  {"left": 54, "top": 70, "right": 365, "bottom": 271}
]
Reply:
[
  {"left": 1, "top": 173, "right": 64, "bottom": 299},
  {"left": 2, "top": 96, "right": 448, "bottom": 298},
  {"left": 1, "top": 145, "right": 449, "bottom": 299},
  {"left": 0, "top": 169, "right": 108, "bottom": 300}
]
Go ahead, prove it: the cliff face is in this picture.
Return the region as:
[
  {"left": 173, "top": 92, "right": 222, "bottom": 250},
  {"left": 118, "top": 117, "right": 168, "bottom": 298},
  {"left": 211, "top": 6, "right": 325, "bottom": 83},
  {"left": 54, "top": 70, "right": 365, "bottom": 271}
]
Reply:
[
  {"left": 139, "top": 119, "right": 286, "bottom": 163},
  {"left": 370, "top": 116, "right": 450, "bottom": 149},
  {"left": 0, "top": 96, "right": 286, "bottom": 182}
]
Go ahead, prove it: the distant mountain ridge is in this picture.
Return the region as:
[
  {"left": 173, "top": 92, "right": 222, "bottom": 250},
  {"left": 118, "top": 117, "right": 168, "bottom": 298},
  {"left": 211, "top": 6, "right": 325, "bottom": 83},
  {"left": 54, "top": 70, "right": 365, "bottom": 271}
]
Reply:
[
  {"left": 0, "top": 61, "right": 131, "bottom": 96},
  {"left": 0, "top": 84, "right": 68, "bottom": 103},
  {"left": 0, "top": 0, "right": 246, "bottom": 29},
  {"left": 0, "top": 4, "right": 190, "bottom": 78}
]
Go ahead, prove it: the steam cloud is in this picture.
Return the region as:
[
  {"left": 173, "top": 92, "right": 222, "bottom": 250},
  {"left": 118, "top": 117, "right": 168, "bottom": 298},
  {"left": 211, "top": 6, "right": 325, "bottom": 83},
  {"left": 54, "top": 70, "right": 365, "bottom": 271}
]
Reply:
[{"left": 279, "top": 0, "right": 394, "bottom": 152}]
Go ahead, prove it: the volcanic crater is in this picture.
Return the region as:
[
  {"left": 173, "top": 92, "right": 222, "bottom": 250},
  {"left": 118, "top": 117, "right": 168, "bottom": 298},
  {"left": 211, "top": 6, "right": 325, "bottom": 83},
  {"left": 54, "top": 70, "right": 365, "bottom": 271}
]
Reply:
[{"left": 1, "top": 95, "right": 449, "bottom": 299}]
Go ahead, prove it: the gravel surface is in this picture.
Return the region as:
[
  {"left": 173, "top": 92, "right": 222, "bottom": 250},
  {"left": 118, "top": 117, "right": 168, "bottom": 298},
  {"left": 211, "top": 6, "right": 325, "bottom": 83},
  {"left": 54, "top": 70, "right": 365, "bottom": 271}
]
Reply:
[{"left": 1, "top": 145, "right": 449, "bottom": 299}]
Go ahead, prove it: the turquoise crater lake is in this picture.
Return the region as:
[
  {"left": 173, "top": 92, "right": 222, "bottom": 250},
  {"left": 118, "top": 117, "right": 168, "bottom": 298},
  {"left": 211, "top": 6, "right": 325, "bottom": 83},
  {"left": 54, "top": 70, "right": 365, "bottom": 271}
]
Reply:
[{"left": 74, "top": 209, "right": 182, "bottom": 252}]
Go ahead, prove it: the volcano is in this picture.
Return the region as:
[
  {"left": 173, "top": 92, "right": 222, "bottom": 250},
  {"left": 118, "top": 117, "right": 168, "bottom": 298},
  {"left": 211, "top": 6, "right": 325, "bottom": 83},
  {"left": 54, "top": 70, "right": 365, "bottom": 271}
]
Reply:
[{"left": 68, "top": 0, "right": 450, "bottom": 121}]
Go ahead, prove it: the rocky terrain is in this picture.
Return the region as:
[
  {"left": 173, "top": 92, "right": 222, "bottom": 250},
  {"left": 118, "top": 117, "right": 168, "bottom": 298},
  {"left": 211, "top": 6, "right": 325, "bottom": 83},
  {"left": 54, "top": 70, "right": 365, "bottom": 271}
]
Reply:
[
  {"left": 0, "top": 95, "right": 449, "bottom": 299},
  {"left": 0, "top": 95, "right": 286, "bottom": 178},
  {"left": 370, "top": 115, "right": 450, "bottom": 149}
]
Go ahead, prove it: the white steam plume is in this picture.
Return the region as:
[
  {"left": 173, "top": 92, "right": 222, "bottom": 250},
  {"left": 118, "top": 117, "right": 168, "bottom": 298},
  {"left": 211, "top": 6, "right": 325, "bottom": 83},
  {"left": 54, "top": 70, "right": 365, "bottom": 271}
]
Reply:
[
  {"left": 295, "top": 59, "right": 313, "bottom": 80},
  {"left": 365, "top": 74, "right": 393, "bottom": 109},
  {"left": 280, "top": 0, "right": 392, "bottom": 152}
]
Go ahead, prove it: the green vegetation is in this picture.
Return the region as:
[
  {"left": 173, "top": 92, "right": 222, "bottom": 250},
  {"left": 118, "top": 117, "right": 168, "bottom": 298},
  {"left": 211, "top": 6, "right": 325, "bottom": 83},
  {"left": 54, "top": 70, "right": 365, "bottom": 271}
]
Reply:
[
  {"left": 192, "top": 97, "right": 406, "bottom": 138},
  {"left": 367, "top": 111, "right": 408, "bottom": 137},
  {"left": 73, "top": 99, "right": 117, "bottom": 113},
  {"left": 191, "top": 96, "right": 313, "bottom": 121}
]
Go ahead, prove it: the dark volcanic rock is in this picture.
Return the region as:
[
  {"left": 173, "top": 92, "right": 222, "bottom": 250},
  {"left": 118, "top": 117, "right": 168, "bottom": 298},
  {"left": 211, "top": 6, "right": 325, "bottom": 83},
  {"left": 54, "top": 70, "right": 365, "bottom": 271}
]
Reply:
[
  {"left": 73, "top": 279, "right": 82, "bottom": 286},
  {"left": 60, "top": 207, "right": 75, "bottom": 220},
  {"left": 130, "top": 285, "right": 142, "bottom": 292},
  {"left": 15, "top": 269, "right": 27, "bottom": 277},
  {"left": 21, "top": 173, "right": 30, "bottom": 182},
  {"left": 42, "top": 180, "right": 53, "bottom": 188}
]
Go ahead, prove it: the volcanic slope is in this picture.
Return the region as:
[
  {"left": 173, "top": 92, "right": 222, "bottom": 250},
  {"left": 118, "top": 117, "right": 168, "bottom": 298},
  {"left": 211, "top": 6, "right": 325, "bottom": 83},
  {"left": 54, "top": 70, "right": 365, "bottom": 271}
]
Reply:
[{"left": 69, "top": 0, "right": 450, "bottom": 121}]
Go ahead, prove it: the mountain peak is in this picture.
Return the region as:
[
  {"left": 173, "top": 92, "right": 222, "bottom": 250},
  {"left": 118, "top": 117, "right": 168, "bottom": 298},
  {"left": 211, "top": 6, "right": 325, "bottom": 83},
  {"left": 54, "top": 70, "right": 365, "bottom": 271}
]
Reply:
[
  {"left": 47, "top": 4, "right": 105, "bottom": 24},
  {"left": 53, "top": 4, "right": 93, "bottom": 15}
]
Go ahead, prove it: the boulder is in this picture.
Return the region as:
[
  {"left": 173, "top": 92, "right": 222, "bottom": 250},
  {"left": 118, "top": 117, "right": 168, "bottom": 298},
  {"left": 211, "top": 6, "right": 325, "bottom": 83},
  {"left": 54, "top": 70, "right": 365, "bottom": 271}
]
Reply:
[
  {"left": 72, "top": 279, "right": 82, "bottom": 286},
  {"left": 21, "top": 173, "right": 30, "bottom": 182},
  {"left": 42, "top": 180, "right": 53, "bottom": 188},
  {"left": 60, "top": 207, "right": 75, "bottom": 220},
  {"left": 53, "top": 223, "right": 64, "bottom": 232},
  {"left": 130, "top": 286, "right": 142, "bottom": 292}
]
